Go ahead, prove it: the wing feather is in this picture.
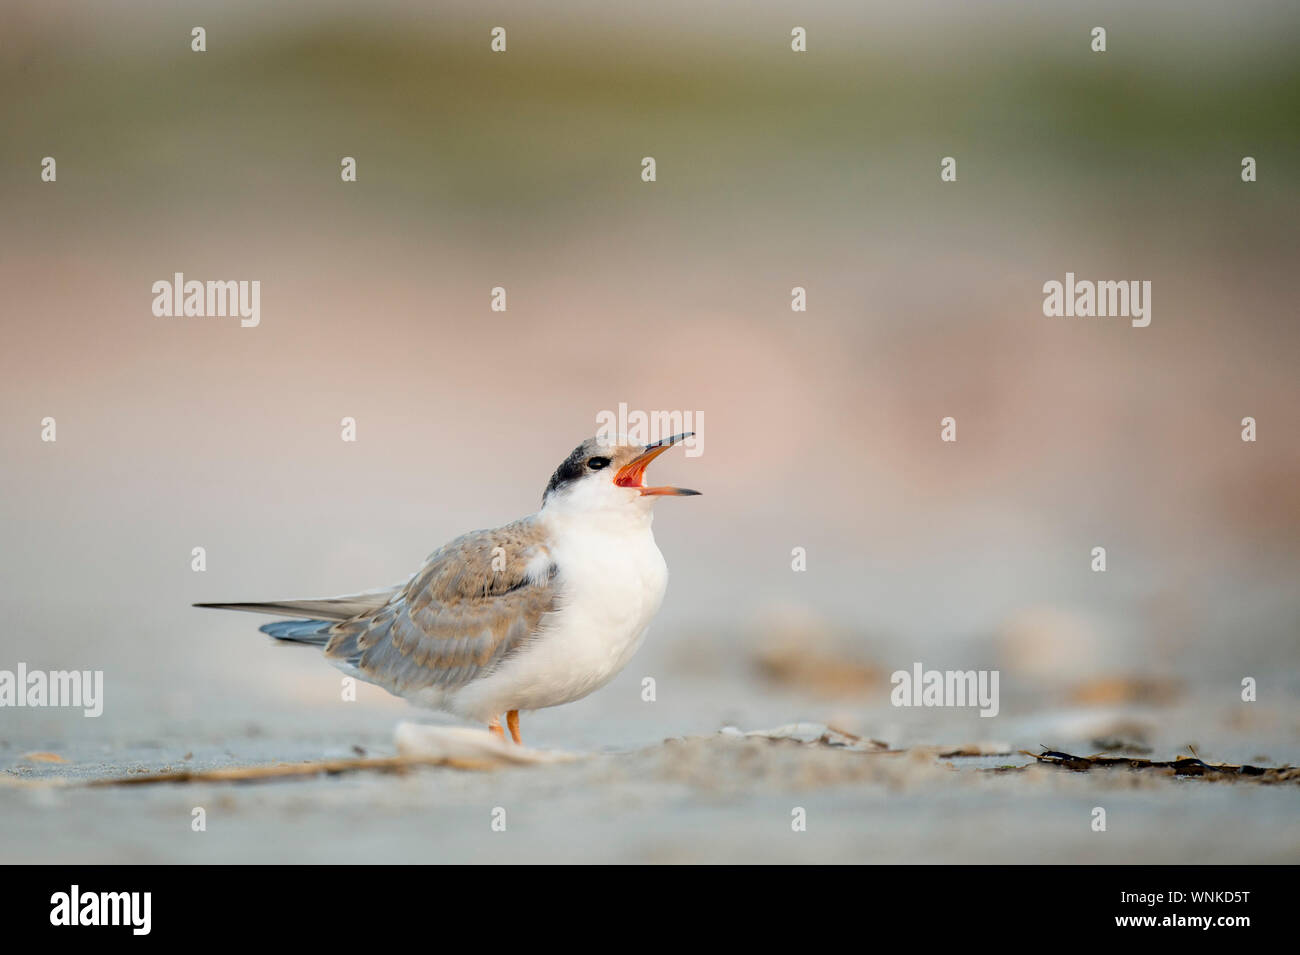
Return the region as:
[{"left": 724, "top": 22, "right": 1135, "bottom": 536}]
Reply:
[
  {"left": 322, "top": 518, "right": 557, "bottom": 695},
  {"left": 194, "top": 591, "right": 397, "bottom": 621}
]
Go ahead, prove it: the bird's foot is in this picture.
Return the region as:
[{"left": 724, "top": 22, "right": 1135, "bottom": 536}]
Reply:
[{"left": 507, "top": 709, "right": 522, "bottom": 745}]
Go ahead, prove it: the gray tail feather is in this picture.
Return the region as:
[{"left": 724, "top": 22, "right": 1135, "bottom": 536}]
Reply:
[
  {"left": 193, "top": 593, "right": 393, "bottom": 622},
  {"left": 259, "top": 619, "right": 333, "bottom": 646}
]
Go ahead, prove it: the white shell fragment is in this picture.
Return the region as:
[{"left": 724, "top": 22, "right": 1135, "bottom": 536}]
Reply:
[{"left": 393, "top": 722, "right": 585, "bottom": 766}]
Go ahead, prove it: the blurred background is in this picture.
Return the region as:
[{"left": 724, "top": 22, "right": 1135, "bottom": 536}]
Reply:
[{"left": 0, "top": 1, "right": 1297, "bottom": 862}]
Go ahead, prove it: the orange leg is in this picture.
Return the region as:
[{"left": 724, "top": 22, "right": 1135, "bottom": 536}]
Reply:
[
  {"left": 488, "top": 717, "right": 505, "bottom": 741},
  {"left": 506, "top": 710, "right": 522, "bottom": 745}
]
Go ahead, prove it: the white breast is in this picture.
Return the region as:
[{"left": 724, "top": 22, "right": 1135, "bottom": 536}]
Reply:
[{"left": 449, "top": 517, "right": 668, "bottom": 722}]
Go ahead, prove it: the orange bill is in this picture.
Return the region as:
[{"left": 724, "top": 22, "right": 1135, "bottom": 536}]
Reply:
[{"left": 614, "top": 432, "right": 701, "bottom": 497}]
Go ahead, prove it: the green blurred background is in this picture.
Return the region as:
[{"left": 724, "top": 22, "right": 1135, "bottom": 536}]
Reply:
[{"left": 2, "top": 0, "right": 1297, "bottom": 742}]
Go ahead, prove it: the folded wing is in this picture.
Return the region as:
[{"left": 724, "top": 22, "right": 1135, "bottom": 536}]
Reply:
[{"left": 322, "top": 518, "right": 558, "bottom": 695}]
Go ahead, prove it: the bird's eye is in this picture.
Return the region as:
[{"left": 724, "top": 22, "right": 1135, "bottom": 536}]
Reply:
[{"left": 587, "top": 456, "right": 611, "bottom": 471}]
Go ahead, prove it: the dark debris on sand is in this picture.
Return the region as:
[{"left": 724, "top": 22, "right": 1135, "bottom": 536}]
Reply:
[{"left": 1023, "top": 749, "right": 1300, "bottom": 783}]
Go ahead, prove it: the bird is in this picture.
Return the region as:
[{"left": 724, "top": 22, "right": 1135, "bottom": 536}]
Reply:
[{"left": 195, "top": 432, "right": 699, "bottom": 745}]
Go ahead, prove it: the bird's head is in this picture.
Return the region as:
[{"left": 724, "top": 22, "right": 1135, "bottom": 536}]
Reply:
[{"left": 542, "top": 432, "right": 700, "bottom": 516}]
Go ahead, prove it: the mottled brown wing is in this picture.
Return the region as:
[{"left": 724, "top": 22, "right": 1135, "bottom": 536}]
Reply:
[{"left": 322, "top": 518, "right": 557, "bottom": 694}]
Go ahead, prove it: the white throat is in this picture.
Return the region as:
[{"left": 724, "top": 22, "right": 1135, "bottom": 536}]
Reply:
[{"left": 539, "top": 478, "right": 656, "bottom": 537}]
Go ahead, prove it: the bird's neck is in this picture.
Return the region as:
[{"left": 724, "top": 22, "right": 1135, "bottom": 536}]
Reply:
[{"left": 539, "top": 499, "right": 656, "bottom": 541}]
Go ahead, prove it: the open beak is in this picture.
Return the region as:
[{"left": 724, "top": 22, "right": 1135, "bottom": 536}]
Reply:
[{"left": 614, "top": 432, "right": 701, "bottom": 497}]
